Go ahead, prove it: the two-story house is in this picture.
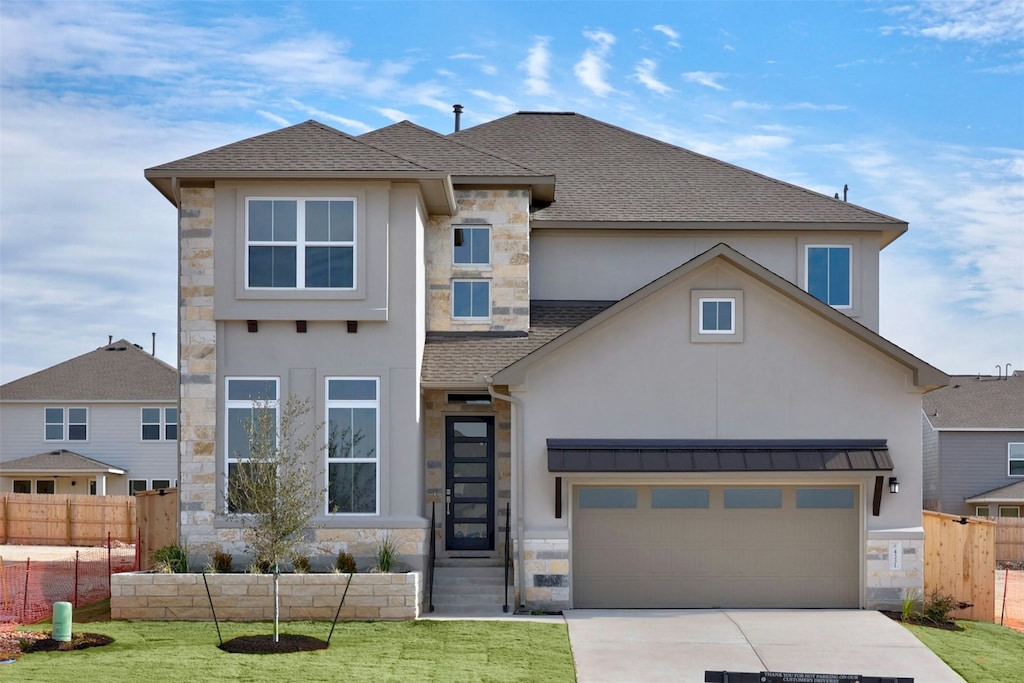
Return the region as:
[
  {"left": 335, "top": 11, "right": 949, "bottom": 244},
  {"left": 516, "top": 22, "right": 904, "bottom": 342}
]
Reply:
[
  {"left": 1, "top": 338, "right": 179, "bottom": 495},
  {"left": 145, "top": 111, "right": 946, "bottom": 612},
  {"left": 923, "top": 371, "right": 1024, "bottom": 517}
]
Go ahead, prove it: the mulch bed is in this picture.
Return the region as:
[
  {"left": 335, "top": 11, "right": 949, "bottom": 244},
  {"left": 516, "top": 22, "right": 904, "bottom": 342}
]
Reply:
[
  {"left": 219, "top": 634, "right": 328, "bottom": 654},
  {"left": 880, "top": 611, "right": 964, "bottom": 631},
  {"left": 16, "top": 632, "right": 114, "bottom": 653}
]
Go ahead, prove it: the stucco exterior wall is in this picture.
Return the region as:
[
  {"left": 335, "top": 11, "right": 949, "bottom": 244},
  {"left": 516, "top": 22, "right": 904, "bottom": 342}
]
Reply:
[
  {"left": 177, "top": 182, "right": 429, "bottom": 559},
  {"left": 507, "top": 259, "right": 923, "bottom": 609},
  {"left": 426, "top": 189, "right": 530, "bottom": 332},
  {"left": 529, "top": 229, "right": 881, "bottom": 331}
]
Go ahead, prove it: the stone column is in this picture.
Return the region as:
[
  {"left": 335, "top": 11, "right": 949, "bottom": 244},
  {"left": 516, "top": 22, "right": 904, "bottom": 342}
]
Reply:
[{"left": 178, "top": 186, "right": 218, "bottom": 555}]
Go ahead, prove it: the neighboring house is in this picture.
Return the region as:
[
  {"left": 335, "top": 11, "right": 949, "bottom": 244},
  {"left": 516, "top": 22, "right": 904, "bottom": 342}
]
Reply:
[
  {"left": 145, "top": 111, "right": 947, "bottom": 611},
  {"left": 923, "top": 371, "right": 1024, "bottom": 517},
  {"left": 0, "top": 339, "right": 178, "bottom": 495}
]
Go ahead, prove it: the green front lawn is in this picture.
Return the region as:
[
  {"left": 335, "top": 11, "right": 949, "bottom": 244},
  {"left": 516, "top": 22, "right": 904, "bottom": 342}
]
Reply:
[
  {"left": 906, "top": 621, "right": 1024, "bottom": 683},
  {"left": 10, "top": 619, "right": 577, "bottom": 683}
]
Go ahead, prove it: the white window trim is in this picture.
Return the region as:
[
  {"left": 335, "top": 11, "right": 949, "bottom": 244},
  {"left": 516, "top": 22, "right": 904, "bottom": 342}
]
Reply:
[
  {"left": 698, "top": 297, "right": 736, "bottom": 334},
  {"left": 975, "top": 505, "right": 991, "bottom": 517},
  {"left": 44, "top": 406, "right": 88, "bottom": 442},
  {"left": 1009, "top": 442, "right": 1024, "bottom": 477},
  {"left": 141, "top": 406, "right": 177, "bottom": 442},
  {"left": 451, "top": 279, "right": 492, "bottom": 321},
  {"left": 325, "top": 377, "right": 380, "bottom": 516},
  {"left": 998, "top": 505, "right": 1021, "bottom": 518},
  {"left": 452, "top": 225, "right": 492, "bottom": 268},
  {"left": 804, "top": 244, "right": 853, "bottom": 309},
  {"left": 224, "top": 377, "right": 280, "bottom": 512},
  {"left": 244, "top": 197, "right": 357, "bottom": 291}
]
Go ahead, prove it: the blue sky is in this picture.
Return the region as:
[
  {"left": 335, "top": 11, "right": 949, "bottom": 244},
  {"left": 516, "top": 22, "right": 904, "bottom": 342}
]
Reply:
[{"left": 1, "top": 0, "right": 1021, "bottom": 383}]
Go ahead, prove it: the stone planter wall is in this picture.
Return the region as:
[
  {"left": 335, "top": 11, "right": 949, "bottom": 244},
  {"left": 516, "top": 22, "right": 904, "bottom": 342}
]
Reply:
[{"left": 111, "top": 571, "right": 421, "bottom": 621}]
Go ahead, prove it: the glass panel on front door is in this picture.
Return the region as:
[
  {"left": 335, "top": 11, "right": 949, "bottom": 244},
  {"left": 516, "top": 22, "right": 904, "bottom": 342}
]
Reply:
[{"left": 446, "top": 416, "right": 495, "bottom": 551}]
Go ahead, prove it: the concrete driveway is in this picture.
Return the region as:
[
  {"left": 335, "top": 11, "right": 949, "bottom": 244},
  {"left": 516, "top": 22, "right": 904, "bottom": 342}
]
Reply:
[{"left": 564, "top": 609, "right": 964, "bottom": 683}]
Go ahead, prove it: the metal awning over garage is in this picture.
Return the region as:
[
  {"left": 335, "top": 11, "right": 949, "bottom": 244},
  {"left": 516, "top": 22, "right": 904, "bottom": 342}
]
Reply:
[{"left": 547, "top": 439, "right": 892, "bottom": 473}]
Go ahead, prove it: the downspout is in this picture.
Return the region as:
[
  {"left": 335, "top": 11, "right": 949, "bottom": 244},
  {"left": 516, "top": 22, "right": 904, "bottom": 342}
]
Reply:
[{"left": 486, "top": 377, "right": 525, "bottom": 610}]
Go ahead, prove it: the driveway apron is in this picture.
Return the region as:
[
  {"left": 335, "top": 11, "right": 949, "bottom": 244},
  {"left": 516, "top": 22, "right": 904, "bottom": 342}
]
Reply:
[{"left": 564, "top": 609, "right": 965, "bottom": 683}]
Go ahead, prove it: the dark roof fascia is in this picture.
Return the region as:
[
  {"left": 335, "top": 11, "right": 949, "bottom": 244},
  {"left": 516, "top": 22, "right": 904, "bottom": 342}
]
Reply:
[
  {"left": 1, "top": 398, "right": 176, "bottom": 404},
  {"left": 491, "top": 243, "right": 948, "bottom": 390},
  {"left": 145, "top": 170, "right": 457, "bottom": 215},
  {"left": 452, "top": 175, "right": 556, "bottom": 202},
  {"left": 548, "top": 438, "right": 888, "bottom": 449},
  {"left": 530, "top": 219, "right": 908, "bottom": 245}
]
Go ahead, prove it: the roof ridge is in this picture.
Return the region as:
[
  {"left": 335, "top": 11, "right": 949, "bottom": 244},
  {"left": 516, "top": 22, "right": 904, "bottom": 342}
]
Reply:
[{"left": 304, "top": 120, "right": 439, "bottom": 173}]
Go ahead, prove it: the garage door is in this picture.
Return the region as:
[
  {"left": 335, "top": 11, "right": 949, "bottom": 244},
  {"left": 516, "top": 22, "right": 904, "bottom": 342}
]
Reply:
[{"left": 573, "top": 485, "right": 859, "bottom": 608}]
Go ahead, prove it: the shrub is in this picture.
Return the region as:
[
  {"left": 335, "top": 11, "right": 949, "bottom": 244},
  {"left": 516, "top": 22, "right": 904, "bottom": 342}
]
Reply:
[
  {"left": 212, "top": 551, "right": 233, "bottom": 573},
  {"left": 292, "top": 554, "right": 311, "bottom": 573},
  {"left": 335, "top": 550, "right": 357, "bottom": 573},
  {"left": 374, "top": 533, "right": 399, "bottom": 572},
  {"left": 923, "top": 589, "right": 961, "bottom": 624},
  {"left": 901, "top": 589, "right": 921, "bottom": 622},
  {"left": 152, "top": 544, "right": 188, "bottom": 573}
]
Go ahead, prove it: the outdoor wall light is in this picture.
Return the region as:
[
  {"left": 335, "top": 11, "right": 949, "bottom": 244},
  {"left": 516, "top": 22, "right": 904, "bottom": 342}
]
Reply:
[{"left": 889, "top": 477, "right": 900, "bottom": 494}]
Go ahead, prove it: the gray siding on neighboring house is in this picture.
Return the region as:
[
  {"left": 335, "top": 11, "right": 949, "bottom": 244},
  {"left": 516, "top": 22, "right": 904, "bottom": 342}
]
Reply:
[
  {"left": 936, "top": 431, "right": 1022, "bottom": 515},
  {"left": 922, "top": 414, "right": 940, "bottom": 510},
  {"left": 0, "top": 402, "right": 177, "bottom": 495}
]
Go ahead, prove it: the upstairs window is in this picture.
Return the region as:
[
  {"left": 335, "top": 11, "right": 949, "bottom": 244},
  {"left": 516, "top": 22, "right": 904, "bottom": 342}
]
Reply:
[
  {"left": 1010, "top": 443, "right": 1024, "bottom": 476},
  {"left": 699, "top": 298, "right": 735, "bottom": 334},
  {"left": 806, "top": 245, "right": 851, "bottom": 307},
  {"left": 45, "top": 407, "right": 88, "bottom": 441},
  {"left": 452, "top": 280, "right": 490, "bottom": 320},
  {"left": 453, "top": 226, "right": 490, "bottom": 266},
  {"left": 142, "top": 407, "right": 178, "bottom": 441},
  {"left": 246, "top": 198, "right": 355, "bottom": 289}
]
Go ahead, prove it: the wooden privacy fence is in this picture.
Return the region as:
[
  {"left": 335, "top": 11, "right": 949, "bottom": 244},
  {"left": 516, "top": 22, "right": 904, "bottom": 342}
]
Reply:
[
  {"left": 923, "top": 510, "right": 995, "bottom": 622},
  {"left": 135, "top": 487, "right": 179, "bottom": 570},
  {"left": 994, "top": 517, "right": 1024, "bottom": 562},
  {"left": 0, "top": 492, "right": 136, "bottom": 545}
]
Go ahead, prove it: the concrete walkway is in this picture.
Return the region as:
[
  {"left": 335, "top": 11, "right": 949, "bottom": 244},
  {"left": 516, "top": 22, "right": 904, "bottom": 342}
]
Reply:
[{"left": 564, "top": 609, "right": 965, "bottom": 683}]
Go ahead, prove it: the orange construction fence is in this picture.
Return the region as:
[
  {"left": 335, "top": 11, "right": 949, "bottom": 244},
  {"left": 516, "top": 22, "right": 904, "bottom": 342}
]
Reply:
[{"left": 0, "top": 534, "right": 137, "bottom": 627}]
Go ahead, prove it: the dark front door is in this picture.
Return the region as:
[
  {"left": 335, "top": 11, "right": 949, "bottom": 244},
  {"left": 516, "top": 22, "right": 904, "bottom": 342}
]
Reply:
[{"left": 445, "top": 416, "right": 495, "bottom": 551}]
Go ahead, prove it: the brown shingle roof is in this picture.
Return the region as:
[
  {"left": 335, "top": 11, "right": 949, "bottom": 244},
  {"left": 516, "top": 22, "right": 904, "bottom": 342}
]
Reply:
[
  {"left": 1, "top": 449, "right": 125, "bottom": 474},
  {"left": 147, "top": 120, "right": 431, "bottom": 174},
  {"left": 451, "top": 112, "right": 906, "bottom": 229},
  {"left": 359, "top": 121, "right": 545, "bottom": 176},
  {"left": 1, "top": 339, "right": 177, "bottom": 402},
  {"left": 422, "top": 302, "right": 613, "bottom": 385},
  {"left": 923, "top": 373, "right": 1024, "bottom": 429}
]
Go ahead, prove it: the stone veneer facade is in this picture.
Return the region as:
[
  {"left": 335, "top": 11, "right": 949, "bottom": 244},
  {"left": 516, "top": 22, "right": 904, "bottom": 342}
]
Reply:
[
  {"left": 179, "top": 186, "right": 219, "bottom": 555},
  {"left": 522, "top": 538, "right": 569, "bottom": 611},
  {"left": 111, "top": 571, "right": 421, "bottom": 621},
  {"left": 865, "top": 533, "right": 925, "bottom": 610},
  {"left": 426, "top": 189, "right": 530, "bottom": 333}
]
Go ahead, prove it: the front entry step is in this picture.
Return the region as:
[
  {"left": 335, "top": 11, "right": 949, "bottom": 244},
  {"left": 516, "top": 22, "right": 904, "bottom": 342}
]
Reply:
[{"left": 428, "top": 565, "right": 512, "bottom": 616}]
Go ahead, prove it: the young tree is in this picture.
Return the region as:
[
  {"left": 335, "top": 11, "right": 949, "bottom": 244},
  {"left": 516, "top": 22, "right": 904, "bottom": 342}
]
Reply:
[{"left": 227, "top": 394, "right": 324, "bottom": 642}]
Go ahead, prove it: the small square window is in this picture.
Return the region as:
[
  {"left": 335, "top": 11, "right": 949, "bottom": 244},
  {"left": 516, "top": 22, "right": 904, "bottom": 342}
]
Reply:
[
  {"left": 999, "top": 506, "right": 1021, "bottom": 518},
  {"left": 453, "top": 227, "right": 490, "bottom": 265},
  {"left": 699, "top": 298, "right": 735, "bottom": 334},
  {"left": 453, "top": 280, "right": 490, "bottom": 319},
  {"left": 13, "top": 480, "right": 31, "bottom": 494},
  {"left": 36, "top": 480, "right": 55, "bottom": 495},
  {"left": 976, "top": 506, "right": 991, "bottom": 517}
]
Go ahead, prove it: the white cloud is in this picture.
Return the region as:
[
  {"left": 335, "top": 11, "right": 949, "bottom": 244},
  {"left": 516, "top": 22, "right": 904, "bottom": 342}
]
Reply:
[
  {"left": 521, "top": 36, "right": 553, "bottom": 96},
  {"left": 884, "top": 0, "right": 1024, "bottom": 44},
  {"left": 468, "top": 89, "right": 516, "bottom": 111},
  {"left": 733, "top": 100, "right": 848, "bottom": 112},
  {"left": 449, "top": 53, "right": 484, "bottom": 60},
  {"left": 284, "top": 100, "right": 372, "bottom": 133},
  {"left": 652, "top": 24, "right": 681, "bottom": 48},
  {"left": 634, "top": 58, "right": 673, "bottom": 94},
  {"left": 257, "top": 110, "right": 291, "bottom": 127},
  {"left": 682, "top": 71, "right": 728, "bottom": 91},
  {"left": 374, "top": 107, "right": 414, "bottom": 123},
  {"left": 481, "top": 64, "right": 497, "bottom": 76},
  {"left": 575, "top": 29, "right": 616, "bottom": 97}
]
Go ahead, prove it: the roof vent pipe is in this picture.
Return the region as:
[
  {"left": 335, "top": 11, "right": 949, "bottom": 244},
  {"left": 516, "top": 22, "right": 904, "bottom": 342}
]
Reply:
[
  {"left": 108, "top": 335, "right": 113, "bottom": 345},
  {"left": 843, "top": 184, "right": 849, "bottom": 202},
  {"left": 453, "top": 104, "right": 464, "bottom": 132},
  {"left": 152, "top": 332, "right": 156, "bottom": 356}
]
